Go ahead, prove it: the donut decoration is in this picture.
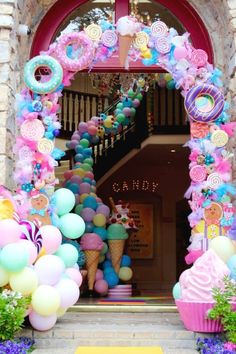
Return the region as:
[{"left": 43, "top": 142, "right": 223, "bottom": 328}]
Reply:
[
  {"left": 184, "top": 84, "right": 224, "bottom": 123},
  {"left": 24, "top": 55, "right": 63, "bottom": 94},
  {"left": 37, "top": 138, "right": 54, "bottom": 154},
  {"left": 207, "top": 172, "right": 223, "bottom": 190},
  {"left": 19, "top": 219, "right": 42, "bottom": 253},
  {"left": 191, "top": 49, "right": 208, "bottom": 68},
  {"left": 101, "top": 30, "right": 118, "bottom": 48},
  {"left": 189, "top": 165, "right": 207, "bottom": 183},
  {"left": 151, "top": 21, "right": 168, "bottom": 37},
  {"left": 211, "top": 130, "right": 229, "bottom": 147},
  {"left": 84, "top": 24, "right": 102, "bottom": 41},
  {"left": 133, "top": 31, "right": 149, "bottom": 49},
  {"left": 20, "top": 119, "right": 45, "bottom": 141},
  {"left": 190, "top": 122, "right": 209, "bottom": 138},
  {"left": 55, "top": 32, "right": 94, "bottom": 72},
  {"left": 155, "top": 37, "right": 171, "bottom": 54}
]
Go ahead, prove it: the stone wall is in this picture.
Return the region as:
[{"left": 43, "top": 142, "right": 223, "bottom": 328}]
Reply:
[{"left": 1, "top": 0, "right": 236, "bottom": 188}]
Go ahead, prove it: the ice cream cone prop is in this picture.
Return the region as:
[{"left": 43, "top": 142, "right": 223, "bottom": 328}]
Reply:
[
  {"left": 108, "top": 239, "right": 125, "bottom": 273},
  {"left": 84, "top": 250, "right": 100, "bottom": 290},
  {"left": 119, "top": 35, "right": 133, "bottom": 67}
]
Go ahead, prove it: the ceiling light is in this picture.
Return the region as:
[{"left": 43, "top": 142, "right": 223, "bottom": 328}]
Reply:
[{"left": 171, "top": 149, "right": 176, "bottom": 153}]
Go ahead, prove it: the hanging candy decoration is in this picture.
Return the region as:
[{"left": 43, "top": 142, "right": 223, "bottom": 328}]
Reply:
[
  {"left": 133, "top": 31, "right": 149, "bottom": 49},
  {"left": 85, "top": 24, "right": 102, "bottom": 41},
  {"left": 151, "top": 20, "right": 168, "bottom": 37},
  {"left": 155, "top": 37, "right": 171, "bottom": 54},
  {"left": 101, "top": 30, "right": 118, "bottom": 47},
  {"left": 210, "top": 130, "right": 229, "bottom": 147},
  {"left": 20, "top": 119, "right": 45, "bottom": 142}
]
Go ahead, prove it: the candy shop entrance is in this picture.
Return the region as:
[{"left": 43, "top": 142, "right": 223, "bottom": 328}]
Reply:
[{"left": 31, "top": 0, "right": 213, "bottom": 306}]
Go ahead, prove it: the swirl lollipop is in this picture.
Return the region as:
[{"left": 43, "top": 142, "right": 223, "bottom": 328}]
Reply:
[
  {"left": 133, "top": 31, "right": 149, "bottom": 49},
  {"left": 211, "top": 130, "right": 229, "bottom": 147},
  {"left": 19, "top": 220, "right": 42, "bottom": 253},
  {"left": 102, "top": 30, "right": 118, "bottom": 47},
  {"left": 37, "top": 138, "right": 54, "bottom": 154},
  {"left": 191, "top": 49, "right": 208, "bottom": 68},
  {"left": 155, "top": 37, "right": 171, "bottom": 54},
  {"left": 20, "top": 119, "right": 45, "bottom": 142},
  {"left": 207, "top": 173, "right": 223, "bottom": 190},
  {"left": 189, "top": 165, "right": 207, "bottom": 183},
  {"left": 85, "top": 24, "right": 102, "bottom": 41},
  {"left": 151, "top": 21, "right": 168, "bottom": 37}
]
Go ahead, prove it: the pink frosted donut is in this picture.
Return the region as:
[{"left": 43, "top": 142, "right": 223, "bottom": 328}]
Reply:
[
  {"left": 55, "top": 32, "right": 94, "bottom": 72},
  {"left": 184, "top": 84, "right": 224, "bottom": 123}
]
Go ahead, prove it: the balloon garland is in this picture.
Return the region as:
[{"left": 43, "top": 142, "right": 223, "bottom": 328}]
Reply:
[{"left": 0, "top": 15, "right": 234, "bottom": 331}]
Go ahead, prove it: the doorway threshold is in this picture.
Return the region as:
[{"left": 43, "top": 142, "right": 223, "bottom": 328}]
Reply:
[{"left": 68, "top": 304, "right": 177, "bottom": 313}]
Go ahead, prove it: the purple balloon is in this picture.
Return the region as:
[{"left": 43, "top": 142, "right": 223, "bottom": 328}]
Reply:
[
  {"left": 96, "top": 204, "right": 110, "bottom": 218},
  {"left": 80, "top": 207, "right": 96, "bottom": 222},
  {"left": 71, "top": 133, "right": 80, "bottom": 141},
  {"left": 69, "top": 140, "right": 78, "bottom": 149},
  {"left": 78, "top": 122, "right": 88, "bottom": 133},
  {"left": 132, "top": 99, "right": 140, "bottom": 108},
  {"left": 70, "top": 175, "right": 82, "bottom": 184},
  {"left": 19, "top": 220, "right": 42, "bottom": 253},
  {"left": 123, "top": 107, "right": 131, "bottom": 117},
  {"left": 80, "top": 182, "right": 91, "bottom": 194}
]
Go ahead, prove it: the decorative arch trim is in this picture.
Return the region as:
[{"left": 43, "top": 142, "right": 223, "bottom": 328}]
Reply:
[{"left": 30, "top": 0, "right": 213, "bottom": 64}]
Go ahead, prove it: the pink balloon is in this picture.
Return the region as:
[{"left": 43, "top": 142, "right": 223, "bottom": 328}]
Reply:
[
  {"left": 29, "top": 311, "right": 57, "bottom": 331},
  {"left": 174, "top": 46, "right": 188, "bottom": 60},
  {"left": 80, "top": 182, "right": 91, "bottom": 194},
  {"left": 40, "top": 225, "right": 62, "bottom": 254},
  {"left": 34, "top": 255, "right": 65, "bottom": 285},
  {"left": 70, "top": 175, "right": 82, "bottom": 184},
  {"left": 78, "top": 122, "right": 88, "bottom": 133},
  {"left": 0, "top": 219, "right": 21, "bottom": 247},
  {"left": 94, "top": 279, "right": 108, "bottom": 295},
  {"left": 95, "top": 269, "right": 104, "bottom": 281},
  {"left": 88, "top": 125, "right": 97, "bottom": 135},
  {"left": 85, "top": 171, "right": 94, "bottom": 180},
  {"left": 18, "top": 239, "right": 37, "bottom": 265},
  {"left": 55, "top": 278, "right": 80, "bottom": 308},
  {"left": 65, "top": 268, "right": 83, "bottom": 287}
]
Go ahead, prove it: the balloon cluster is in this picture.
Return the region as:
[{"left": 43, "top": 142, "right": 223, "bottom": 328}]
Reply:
[{"left": 0, "top": 202, "right": 83, "bottom": 331}]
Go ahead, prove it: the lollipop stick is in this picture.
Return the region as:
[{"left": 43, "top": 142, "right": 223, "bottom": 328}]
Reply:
[{"left": 109, "top": 197, "right": 118, "bottom": 213}]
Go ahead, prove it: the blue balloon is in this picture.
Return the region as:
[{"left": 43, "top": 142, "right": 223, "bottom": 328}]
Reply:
[
  {"left": 85, "top": 221, "right": 94, "bottom": 233},
  {"left": 121, "top": 255, "right": 131, "bottom": 267},
  {"left": 227, "top": 255, "right": 236, "bottom": 280},
  {"left": 93, "top": 227, "right": 107, "bottom": 240},
  {"left": 83, "top": 148, "right": 92, "bottom": 157},
  {"left": 122, "top": 97, "right": 132, "bottom": 107},
  {"left": 75, "top": 145, "right": 84, "bottom": 154},
  {"left": 83, "top": 177, "right": 92, "bottom": 184},
  {"left": 83, "top": 196, "right": 98, "bottom": 210},
  {"left": 75, "top": 153, "right": 84, "bottom": 163},
  {"left": 104, "top": 271, "right": 119, "bottom": 288},
  {"left": 104, "top": 267, "right": 115, "bottom": 274},
  {"left": 67, "top": 183, "right": 79, "bottom": 194},
  {"left": 172, "top": 282, "right": 181, "bottom": 300},
  {"left": 81, "top": 132, "right": 91, "bottom": 141},
  {"left": 103, "top": 260, "right": 112, "bottom": 269}
]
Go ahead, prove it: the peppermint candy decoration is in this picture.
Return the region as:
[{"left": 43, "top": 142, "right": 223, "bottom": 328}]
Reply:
[
  {"left": 155, "top": 37, "right": 171, "bottom": 54},
  {"left": 37, "top": 138, "right": 54, "bottom": 154},
  {"left": 133, "top": 31, "right": 149, "bottom": 49},
  {"left": 19, "top": 220, "right": 42, "bottom": 253},
  {"left": 191, "top": 49, "right": 208, "bottom": 67},
  {"left": 151, "top": 21, "right": 168, "bottom": 38},
  {"left": 20, "top": 119, "right": 45, "bottom": 141},
  {"left": 101, "top": 30, "right": 118, "bottom": 47},
  {"left": 189, "top": 165, "right": 207, "bottom": 183},
  {"left": 85, "top": 24, "right": 102, "bottom": 41},
  {"left": 207, "top": 173, "right": 223, "bottom": 190}
]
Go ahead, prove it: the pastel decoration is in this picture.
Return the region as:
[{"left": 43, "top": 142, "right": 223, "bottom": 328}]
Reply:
[
  {"left": 203, "top": 202, "right": 223, "bottom": 223},
  {"left": 54, "top": 278, "right": 80, "bottom": 308},
  {"left": 84, "top": 23, "right": 102, "bottom": 41},
  {"left": 20, "top": 119, "right": 45, "bottom": 141},
  {"left": 0, "top": 266, "right": 9, "bottom": 287},
  {"left": 189, "top": 165, "right": 207, "bottom": 183},
  {"left": 209, "top": 236, "right": 235, "bottom": 262},
  {"left": 23, "top": 55, "right": 63, "bottom": 94},
  {"left": 0, "top": 219, "right": 21, "bottom": 247},
  {"left": 40, "top": 224, "right": 62, "bottom": 254},
  {"left": 53, "top": 188, "right": 76, "bottom": 216},
  {"left": 18, "top": 239, "right": 38, "bottom": 265},
  {"left": 9, "top": 267, "right": 38, "bottom": 295},
  {"left": 155, "top": 37, "right": 171, "bottom": 54},
  {"left": 133, "top": 31, "right": 149, "bottom": 49},
  {"left": 191, "top": 49, "right": 208, "bottom": 67},
  {"left": 194, "top": 220, "right": 225, "bottom": 240},
  {"left": 101, "top": 30, "right": 118, "bottom": 47},
  {"left": 18, "top": 146, "right": 34, "bottom": 161},
  {"left": 184, "top": 84, "right": 224, "bottom": 123},
  {"left": 29, "top": 311, "right": 57, "bottom": 331},
  {"left": 207, "top": 172, "right": 223, "bottom": 190},
  {"left": 0, "top": 243, "right": 29, "bottom": 272},
  {"left": 34, "top": 254, "right": 65, "bottom": 286},
  {"left": 211, "top": 130, "right": 229, "bottom": 147},
  {"left": 37, "top": 138, "right": 54, "bottom": 154},
  {"left": 19, "top": 219, "right": 42, "bottom": 253},
  {"left": 56, "top": 32, "right": 94, "bottom": 71},
  {"left": 190, "top": 122, "right": 209, "bottom": 138},
  {"left": 118, "top": 267, "right": 133, "bottom": 281},
  {"left": 59, "top": 213, "right": 85, "bottom": 239},
  {"left": 151, "top": 20, "right": 168, "bottom": 37},
  {"left": 31, "top": 284, "right": 61, "bottom": 316},
  {"left": 172, "top": 282, "right": 181, "bottom": 300}
]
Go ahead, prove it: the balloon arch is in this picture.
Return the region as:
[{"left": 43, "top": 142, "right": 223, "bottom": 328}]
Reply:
[{"left": 1, "top": 16, "right": 235, "bottom": 331}]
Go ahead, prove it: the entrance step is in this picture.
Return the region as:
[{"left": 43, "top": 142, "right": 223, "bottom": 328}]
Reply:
[{"left": 22, "top": 311, "right": 199, "bottom": 353}]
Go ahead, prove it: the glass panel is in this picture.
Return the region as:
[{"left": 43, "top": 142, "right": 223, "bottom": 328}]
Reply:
[
  {"left": 54, "top": 0, "right": 115, "bottom": 39},
  {"left": 129, "top": 0, "right": 185, "bottom": 34}
]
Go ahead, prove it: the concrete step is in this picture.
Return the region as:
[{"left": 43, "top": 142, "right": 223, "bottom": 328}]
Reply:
[{"left": 22, "top": 312, "right": 199, "bottom": 352}]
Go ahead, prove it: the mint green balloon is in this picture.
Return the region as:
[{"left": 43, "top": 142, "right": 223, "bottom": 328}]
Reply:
[
  {"left": 55, "top": 244, "right": 78, "bottom": 267},
  {"left": 136, "top": 93, "right": 143, "bottom": 101},
  {"left": 53, "top": 188, "right": 75, "bottom": 216},
  {"left": 75, "top": 204, "right": 83, "bottom": 215},
  {"left": 0, "top": 243, "right": 28, "bottom": 272},
  {"left": 172, "top": 282, "right": 181, "bottom": 300},
  {"left": 128, "top": 89, "right": 135, "bottom": 99},
  {"left": 81, "top": 163, "right": 92, "bottom": 171},
  {"left": 80, "top": 139, "right": 90, "bottom": 148},
  {"left": 84, "top": 158, "right": 94, "bottom": 166},
  {"left": 59, "top": 213, "right": 85, "bottom": 239}
]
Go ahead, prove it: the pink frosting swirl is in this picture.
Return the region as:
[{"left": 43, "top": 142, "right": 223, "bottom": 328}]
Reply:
[
  {"left": 80, "top": 233, "right": 103, "bottom": 251},
  {"left": 179, "top": 249, "right": 229, "bottom": 302}
]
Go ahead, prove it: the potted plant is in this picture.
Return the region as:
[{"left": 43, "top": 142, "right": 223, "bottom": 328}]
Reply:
[{"left": 0, "top": 289, "right": 35, "bottom": 353}]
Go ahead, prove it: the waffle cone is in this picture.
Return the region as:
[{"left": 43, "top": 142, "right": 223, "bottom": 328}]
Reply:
[
  {"left": 119, "top": 35, "right": 133, "bottom": 67},
  {"left": 84, "top": 250, "right": 100, "bottom": 290},
  {"left": 108, "top": 239, "right": 125, "bottom": 273}
]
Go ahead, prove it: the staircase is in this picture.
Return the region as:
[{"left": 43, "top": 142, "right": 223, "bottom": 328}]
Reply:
[{"left": 22, "top": 309, "right": 198, "bottom": 353}]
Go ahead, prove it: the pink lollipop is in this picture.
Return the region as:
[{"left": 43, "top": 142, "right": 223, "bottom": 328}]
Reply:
[
  {"left": 19, "top": 220, "right": 42, "bottom": 253},
  {"left": 191, "top": 49, "right": 208, "bottom": 67},
  {"left": 20, "top": 119, "right": 45, "bottom": 141},
  {"left": 189, "top": 165, "right": 207, "bottom": 183}
]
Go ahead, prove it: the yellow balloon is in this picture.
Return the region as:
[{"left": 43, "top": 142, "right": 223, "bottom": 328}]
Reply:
[
  {"left": 0, "top": 266, "right": 9, "bottom": 286},
  {"left": 119, "top": 267, "right": 133, "bottom": 281},
  {"left": 93, "top": 213, "right": 106, "bottom": 227},
  {"left": 0, "top": 199, "right": 15, "bottom": 220},
  {"left": 57, "top": 307, "right": 67, "bottom": 318},
  {"left": 104, "top": 118, "right": 113, "bottom": 128},
  {"left": 73, "top": 168, "right": 86, "bottom": 178},
  {"left": 32, "top": 285, "right": 60, "bottom": 316},
  {"left": 10, "top": 267, "right": 38, "bottom": 295},
  {"left": 80, "top": 193, "right": 89, "bottom": 203},
  {"left": 209, "top": 236, "right": 236, "bottom": 263},
  {"left": 164, "top": 73, "right": 172, "bottom": 82}
]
